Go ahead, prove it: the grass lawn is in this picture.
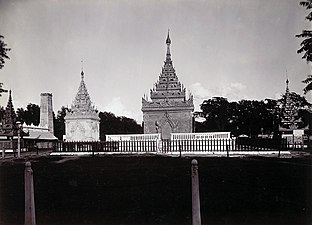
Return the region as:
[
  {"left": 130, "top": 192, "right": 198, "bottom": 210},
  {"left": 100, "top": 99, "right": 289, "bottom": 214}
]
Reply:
[{"left": 0, "top": 155, "right": 311, "bottom": 225}]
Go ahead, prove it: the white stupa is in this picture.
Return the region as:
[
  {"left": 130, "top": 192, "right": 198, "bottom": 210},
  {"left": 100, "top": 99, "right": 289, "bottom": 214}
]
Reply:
[{"left": 64, "top": 69, "right": 100, "bottom": 141}]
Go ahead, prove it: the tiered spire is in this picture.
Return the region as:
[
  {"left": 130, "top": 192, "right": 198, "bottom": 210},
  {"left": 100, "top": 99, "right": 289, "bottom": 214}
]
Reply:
[
  {"left": 71, "top": 69, "right": 95, "bottom": 114},
  {"left": 81, "top": 59, "right": 84, "bottom": 80},
  {"left": 280, "top": 79, "right": 302, "bottom": 130},
  {"left": 1, "top": 90, "right": 17, "bottom": 131},
  {"left": 285, "top": 78, "right": 289, "bottom": 94},
  {"left": 149, "top": 30, "right": 189, "bottom": 102},
  {"left": 81, "top": 70, "right": 84, "bottom": 80},
  {"left": 166, "top": 29, "right": 171, "bottom": 61}
]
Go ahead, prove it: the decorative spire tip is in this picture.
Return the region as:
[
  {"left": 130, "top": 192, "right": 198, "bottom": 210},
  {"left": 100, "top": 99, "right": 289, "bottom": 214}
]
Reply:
[
  {"left": 166, "top": 29, "right": 171, "bottom": 45},
  {"left": 81, "top": 60, "right": 84, "bottom": 79}
]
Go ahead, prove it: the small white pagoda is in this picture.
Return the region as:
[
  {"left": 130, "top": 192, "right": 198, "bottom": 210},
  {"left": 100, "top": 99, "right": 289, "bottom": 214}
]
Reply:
[{"left": 65, "top": 69, "right": 100, "bottom": 141}]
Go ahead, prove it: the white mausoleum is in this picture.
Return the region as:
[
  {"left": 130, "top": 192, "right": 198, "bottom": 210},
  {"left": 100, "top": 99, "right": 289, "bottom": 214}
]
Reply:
[{"left": 65, "top": 69, "right": 100, "bottom": 141}]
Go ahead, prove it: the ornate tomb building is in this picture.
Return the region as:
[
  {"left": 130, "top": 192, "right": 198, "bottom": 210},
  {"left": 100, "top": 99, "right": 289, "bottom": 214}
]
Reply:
[
  {"left": 279, "top": 79, "right": 305, "bottom": 132},
  {"left": 65, "top": 69, "right": 100, "bottom": 141},
  {"left": 142, "top": 31, "right": 194, "bottom": 139},
  {"left": 279, "top": 79, "right": 308, "bottom": 146},
  {"left": 0, "top": 90, "right": 18, "bottom": 136}
]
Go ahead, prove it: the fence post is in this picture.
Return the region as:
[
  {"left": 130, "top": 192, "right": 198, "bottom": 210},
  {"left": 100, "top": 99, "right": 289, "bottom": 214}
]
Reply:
[
  {"left": 2, "top": 147, "right": 5, "bottom": 159},
  {"left": 25, "top": 162, "right": 36, "bottom": 225},
  {"left": 191, "top": 159, "right": 201, "bottom": 225},
  {"left": 179, "top": 143, "right": 182, "bottom": 158}
]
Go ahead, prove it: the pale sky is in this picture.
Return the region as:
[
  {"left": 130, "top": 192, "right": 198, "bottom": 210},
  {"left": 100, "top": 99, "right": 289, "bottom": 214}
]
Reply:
[{"left": 0, "top": 0, "right": 311, "bottom": 123}]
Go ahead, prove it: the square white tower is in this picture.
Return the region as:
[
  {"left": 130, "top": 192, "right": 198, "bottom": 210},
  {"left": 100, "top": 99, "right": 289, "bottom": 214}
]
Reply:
[{"left": 39, "top": 93, "right": 54, "bottom": 134}]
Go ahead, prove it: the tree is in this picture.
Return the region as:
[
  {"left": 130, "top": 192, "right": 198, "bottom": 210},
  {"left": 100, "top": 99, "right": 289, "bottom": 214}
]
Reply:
[
  {"left": 16, "top": 103, "right": 40, "bottom": 126},
  {"left": 200, "top": 97, "right": 236, "bottom": 131},
  {"left": 302, "top": 75, "right": 312, "bottom": 94},
  {"left": 0, "top": 82, "right": 8, "bottom": 97},
  {"left": 53, "top": 106, "right": 67, "bottom": 140},
  {"left": 0, "top": 35, "right": 10, "bottom": 70},
  {"left": 198, "top": 97, "right": 281, "bottom": 136},
  {"left": 0, "top": 35, "right": 10, "bottom": 97},
  {"left": 0, "top": 106, "right": 5, "bottom": 121},
  {"left": 296, "top": 0, "right": 312, "bottom": 94},
  {"left": 99, "top": 111, "right": 143, "bottom": 140},
  {"left": 236, "top": 99, "right": 280, "bottom": 137},
  {"left": 197, "top": 93, "right": 311, "bottom": 136}
]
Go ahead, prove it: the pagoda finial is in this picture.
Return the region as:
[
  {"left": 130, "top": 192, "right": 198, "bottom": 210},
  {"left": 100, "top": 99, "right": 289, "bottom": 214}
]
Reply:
[
  {"left": 166, "top": 29, "right": 171, "bottom": 45},
  {"left": 285, "top": 69, "right": 289, "bottom": 94},
  {"left": 8, "top": 89, "right": 12, "bottom": 103},
  {"left": 81, "top": 59, "right": 84, "bottom": 80},
  {"left": 166, "top": 29, "right": 171, "bottom": 60},
  {"left": 2, "top": 89, "right": 17, "bottom": 131},
  {"left": 286, "top": 78, "right": 289, "bottom": 93}
]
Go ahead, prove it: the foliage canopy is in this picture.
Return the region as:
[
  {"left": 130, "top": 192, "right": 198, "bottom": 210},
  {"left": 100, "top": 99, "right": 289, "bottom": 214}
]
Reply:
[
  {"left": 296, "top": 0, "right": 312, "bottom": 94},
  {"left": 0, "top": 35, "right": 10, "bottom": 70},
  {"left": 196, "top": 93, "right": 311, "bottom": 136}
]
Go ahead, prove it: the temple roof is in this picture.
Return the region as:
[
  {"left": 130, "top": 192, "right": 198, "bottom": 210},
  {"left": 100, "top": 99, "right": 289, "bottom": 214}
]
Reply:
[
  {"left": 147, "top": 31, "right": 193, "bottom": 104},
  {"left": 1, "top": 90, "right": 17, "bottom": 131},
  {"left": 279, "top": 79, "right": 304, "bottom": 131},
  {"left": 22, "top": 126, "right": 57, "bottom": 140},
  {"left": 66, "top": 70, "right": 99, "bottom": 120},
  {"left": 0, "top": 90, "right": 29, "bottom": 137}
]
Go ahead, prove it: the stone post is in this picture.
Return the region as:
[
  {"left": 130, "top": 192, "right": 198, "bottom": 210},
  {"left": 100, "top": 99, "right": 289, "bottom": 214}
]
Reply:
[
  {"left": 25, "top": 162, "right": 36, "bottom": 225},
  {"left": 17, "top": 127, "right": 21, "bottom": 158},
  {"left": 191, "top": 159, "right": 201, "bottom": 225}
]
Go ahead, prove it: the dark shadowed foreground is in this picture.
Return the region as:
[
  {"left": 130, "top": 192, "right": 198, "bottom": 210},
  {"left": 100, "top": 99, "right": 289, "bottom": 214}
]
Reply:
[{"left": 0, "top": 156, "right": 311, "bottom": 225}]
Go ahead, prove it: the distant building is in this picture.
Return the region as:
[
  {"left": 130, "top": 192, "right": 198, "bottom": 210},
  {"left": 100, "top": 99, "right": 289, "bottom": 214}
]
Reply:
[
  {"left": 23, "top": 92, "right": 57, "bottom": 148},
  {"left": 279, "top": 79, "right": 305, "bottom": 132},
  {"left": 279, "top": 79, "right": 308, "bottom": 146},
  {"left": 0, "top": 90, "right": 19, "bottom": 137},
  {"left": 65, "top": 69, "right": 100, "bottom": 141},
  {"left": 0, "top": 91, "right": 57, "bottom": 151},
  {"left": 142, "top": 31, "right": 194, "bottom": 139}
]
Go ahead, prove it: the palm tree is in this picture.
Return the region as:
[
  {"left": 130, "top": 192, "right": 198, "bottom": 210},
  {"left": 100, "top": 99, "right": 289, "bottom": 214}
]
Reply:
[
  {"left": 302, "top": 75, "right": 312, "bottom": 94},
  {"left": 296, "top": 0, "right": 312, "bottom": 94},
  {"left": 0, "top": 35, "right": 10, "bottom": 70}
]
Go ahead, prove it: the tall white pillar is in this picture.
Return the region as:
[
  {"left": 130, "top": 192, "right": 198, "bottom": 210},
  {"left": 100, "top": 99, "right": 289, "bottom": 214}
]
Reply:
[{"left": 39, "top": 93, "right": 54, "bottom": 134}]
